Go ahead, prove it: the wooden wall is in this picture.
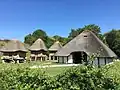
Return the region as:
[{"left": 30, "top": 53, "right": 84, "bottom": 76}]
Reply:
[{"left": 58, "top": 55, "right": 114, "bottom": 66}]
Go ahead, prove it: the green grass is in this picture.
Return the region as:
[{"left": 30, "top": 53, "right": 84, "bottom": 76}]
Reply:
[
  {"left": 1, "top": 59, "right": 120, "bottom": 90},
  {"left": 1, "top": 60, "right": 120, "bottom": 77},
  {"left": 0, "top": 61, "right": 72, "bottom": 76},
  {"left": 41, "top": 67, "right": 72, "bottom": 76},
  {"left": 0, "top": 60, "right": 58, "bottom": 68}
]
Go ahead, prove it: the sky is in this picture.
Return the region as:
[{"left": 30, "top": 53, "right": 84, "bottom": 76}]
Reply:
[{"left": 0, "top": 0, "right": 120, "bottom": 42}]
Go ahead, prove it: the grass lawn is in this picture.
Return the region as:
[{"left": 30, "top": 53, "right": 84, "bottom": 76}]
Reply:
[
  {"left": 41, "top": 66, "right": 72, "bottom": 76},
  {"left": 0, "top": 60, "right": 120, "bottom": 89},
  {"left": 1, "top": 60, "right": 120, "bottom": 77},
  {"left": 0, "top": 60, "right": 59, "bottom": 69},
  {"left": 0, "top": 61, "right": 74, "bottom": 76}
]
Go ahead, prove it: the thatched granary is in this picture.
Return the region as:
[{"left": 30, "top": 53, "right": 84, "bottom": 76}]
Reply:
[
  {"left": 55, "top": 30, "right": 117, "bottom": 66},
  {"left": 29, "top": 38, "right": 47, "bottom": 61},
  {"left": 0, "top": 40, "right": 27, "bottom": 63},
  {"left": 0, "top": 39, "right": 11, "bottom": 56},
  {"left": 49, "top": 41, "right": 62, "bottom": 60}
]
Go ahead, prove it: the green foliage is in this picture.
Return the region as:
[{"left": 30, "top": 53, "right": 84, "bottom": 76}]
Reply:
[
  {"left": 24, "top": 29, "right": 52, "bottom": 48},
  {"left": 24, "top": 24, "right": 101, "bottom": 48},
  {"left": 68, "top": 28, "right": 84, "bottom": 40},
  {"left": 24, "top": 34, "right": 36, "bottom": 45},
  {"left": 24, "top": 29, "right": 68, "bottom": 48},
  {"left": 68, "top": 24, "right": 101, "bottom": 40},
  {"left": 0, "top": 64, "right": 118, "bottom": 90},
  {"left": 45, "top": 36, "right": 54, "bottom": 48},
  {"left": 26, "top": 51, "right": 31, "bottom": 62},
  {"left": 105, "top": 29, "right": 120, "bottom": 57},
  {"left": 23, "top": 24, "right": 120, "bottom": 58},
  {"left": 82, "top": 24, "right": 101, "bottom": 34},
  {"left": 97, "top": 34, "right": 107, "bottom": 44},
  {"left": 103, "top": 60, "right": 120, "bottom": 83},
  {"left": 68, "top": 29, "right": 81, "bottom": 39},
  {"left": 55, "top": 65, "right": 117, "bottom": 90},
  {"left": 24, "top": 29, "right": 47, "bottom": 45},
  {"left": 32, "top": 29, "right": 47, "bottom": 40},
  {"left": 0, "top": 67, "right": 52, "bottom": 90},
  {"left": 53, "top": 35, "right": 69, "bottom": 45}
]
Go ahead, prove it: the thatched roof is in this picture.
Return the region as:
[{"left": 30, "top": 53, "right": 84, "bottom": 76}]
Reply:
[
  {"left": 55, "top": 30, "right": 117, "bottom": 57},
  {"left": 49, "top": 41, "right": 62, "bottom": 51},
  {"left": 0, "top": 40, "right": 27, "bottom": 52},
  {"left": 29, "top": 38, "right": 47, "bottom": 51}
]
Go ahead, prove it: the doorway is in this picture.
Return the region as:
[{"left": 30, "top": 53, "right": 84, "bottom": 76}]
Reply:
[{"left": 72, "top": 52, "right": 87, "bottom": 64}]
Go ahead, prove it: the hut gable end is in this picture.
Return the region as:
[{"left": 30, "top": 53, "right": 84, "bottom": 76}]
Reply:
[
  {"left": 29, "top": 38, "right": 47, "bottom": 51},
  {"left": 49, "top": 41, "right": 62, "bottom": 51},
  {"left": 55, "top": 31, "right": 117, "bottom": 57},
  {"left": 0, "top": 40, "right": 27, "bottom": 52}
]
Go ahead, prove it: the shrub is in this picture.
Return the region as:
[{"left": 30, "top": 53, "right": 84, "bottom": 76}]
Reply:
[
  {"left": 0, "top": 68, "right": 56, "bottom": 90},
  {"left": 0, "top": 65, "right": 118, "bottom": 90},
  {"left": 55, "top": 65, "right": 118, "bottom": 90}
]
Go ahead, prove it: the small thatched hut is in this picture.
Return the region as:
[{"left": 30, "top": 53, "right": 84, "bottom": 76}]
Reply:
[
  {"left": 29, "top": 38, "right": 47, "bottom": 61},
  {"left": 49, "top": 41, "right": 62, "bottom": 60},
  {"left": 0, "top": 40, "right": 27, "bottom": 63},
  {"left": 55, "top": 30, "right": 117, "bottom": 66}
]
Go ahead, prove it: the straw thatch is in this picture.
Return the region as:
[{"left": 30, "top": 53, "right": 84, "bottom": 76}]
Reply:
[
  {"left": 0, "top": 40, "right": 27, "bottom": 52},
  {"left": 55, "top": 30, "right": 117, "bottom": 57},
  {"left": 49, "top": 41, "right": 62, "bottom": 51},
  {"left": 29, "top": 38, "right": 47, "bottom": 51}
]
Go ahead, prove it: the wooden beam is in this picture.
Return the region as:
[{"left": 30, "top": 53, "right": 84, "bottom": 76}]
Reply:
[
  {"left": 98, "top": 57, "right": 100, "bottom": 67},
  {"left": 67, "top": 56, "right": 68, "bottom": 63},
  {"left": 105, "top": 57, "right": 107, "bottom": 65},
  {"left": 62, "top": 57, "right": 64, "bottom": 63}
]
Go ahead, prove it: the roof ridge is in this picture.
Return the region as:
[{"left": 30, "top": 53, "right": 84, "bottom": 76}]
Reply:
[{"left": 55, "top": 31, "right": 117, "bottom": 57}]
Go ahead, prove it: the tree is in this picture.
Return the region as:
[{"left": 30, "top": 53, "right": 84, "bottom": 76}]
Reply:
[
  {"left": 68, "top": 28, "right": 84, "bottom": 41},
  {"left": 105, "top": 29, "right": 120, "bottom": 57},
  {"left": 68, "top": 29, "right": 79, "bottom": 39},
  {"left": 68, "top": 24, "right": 101, "bottom": 40},
  {"left": 24, "top": 29, "right": 49, "bottom": 47},
  {"left": 98, "top": 34, "right": 107, "bottom": 44},
  {"left": 24, "top": 24, "right": 101, "bottom": 48},
  {"left": 45, "top": 36, "right": 54, "bottom": 48},
  {"left": 53, "top": 35, "right": 69, "bottom": 45},
  {"left": 24, "top": 34, "right": 36, "bottom": 45},
  {"left": 32, "top": 29, "right": 47, "bottom": 41},
  {"left": 82, "top": 24, "right": 101, "bottom": 35},
  {"left": 24, "top": 29, "right": 64, "bottom": 48}
]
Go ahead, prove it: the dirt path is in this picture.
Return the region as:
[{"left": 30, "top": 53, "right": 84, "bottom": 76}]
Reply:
[{"left": 30, "top": 64, "right": 80, "bottom": 68}]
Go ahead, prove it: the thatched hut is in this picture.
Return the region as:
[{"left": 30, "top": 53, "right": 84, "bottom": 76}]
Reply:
[
  {"left": 29, "top": 38, "right": 47, "bottom": 61},
  {"left": 49, "top": 41, "right": 62, "bottom": 60},
  {"left": 0, "top": 40, "right": 27, "bottom": 63},
  {"left": 55, "top": 30, "right": 117, "bottom": 66}
]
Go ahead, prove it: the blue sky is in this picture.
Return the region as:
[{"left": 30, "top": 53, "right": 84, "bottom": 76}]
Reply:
[{"left": 0, "top": 0, "right": 120, "bottom": 41}]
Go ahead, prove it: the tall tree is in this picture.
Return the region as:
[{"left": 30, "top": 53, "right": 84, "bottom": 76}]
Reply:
[
  {"left": 24, "top": 34, "right": 36, "bottom": 45},
  {"left": 68, "top": 24, "right": 101, "bottom": 40},
  {"left": 32, "top": 29, "right": 47, "bottom": 41},
  {"left": 68, "top": 29, "right": 79, "bottom": 39},
  {"left": 105, "top": 29, "right": 120, "bottom": 57},
  {"left": 24, "top": 24, "right": 102, "bottom": 48},
  {"left": 45, "top": 36, "right": 54, "bottom": 48},
  {"left": 82, "top": 24, "right": 101, "bottom": 34},
  {"left": 68, "top": 28, "right": 84, "bottom": 40},
  {"left": 53, "top": 35, "right": 69, "bottom": 45},
  {"left": 24, "top": 29, "right": 51, "bottom": 48}
]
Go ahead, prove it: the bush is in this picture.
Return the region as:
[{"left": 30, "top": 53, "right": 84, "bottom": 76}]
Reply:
[
  {"left": 55, "top": 65, "right": 118, "bottom": 90},
  {"left": 0, "top": 68, "right": 56, "bottom": 90},
  {"left": 0, "top": 65, "right": 118, "bottom": 90}
]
